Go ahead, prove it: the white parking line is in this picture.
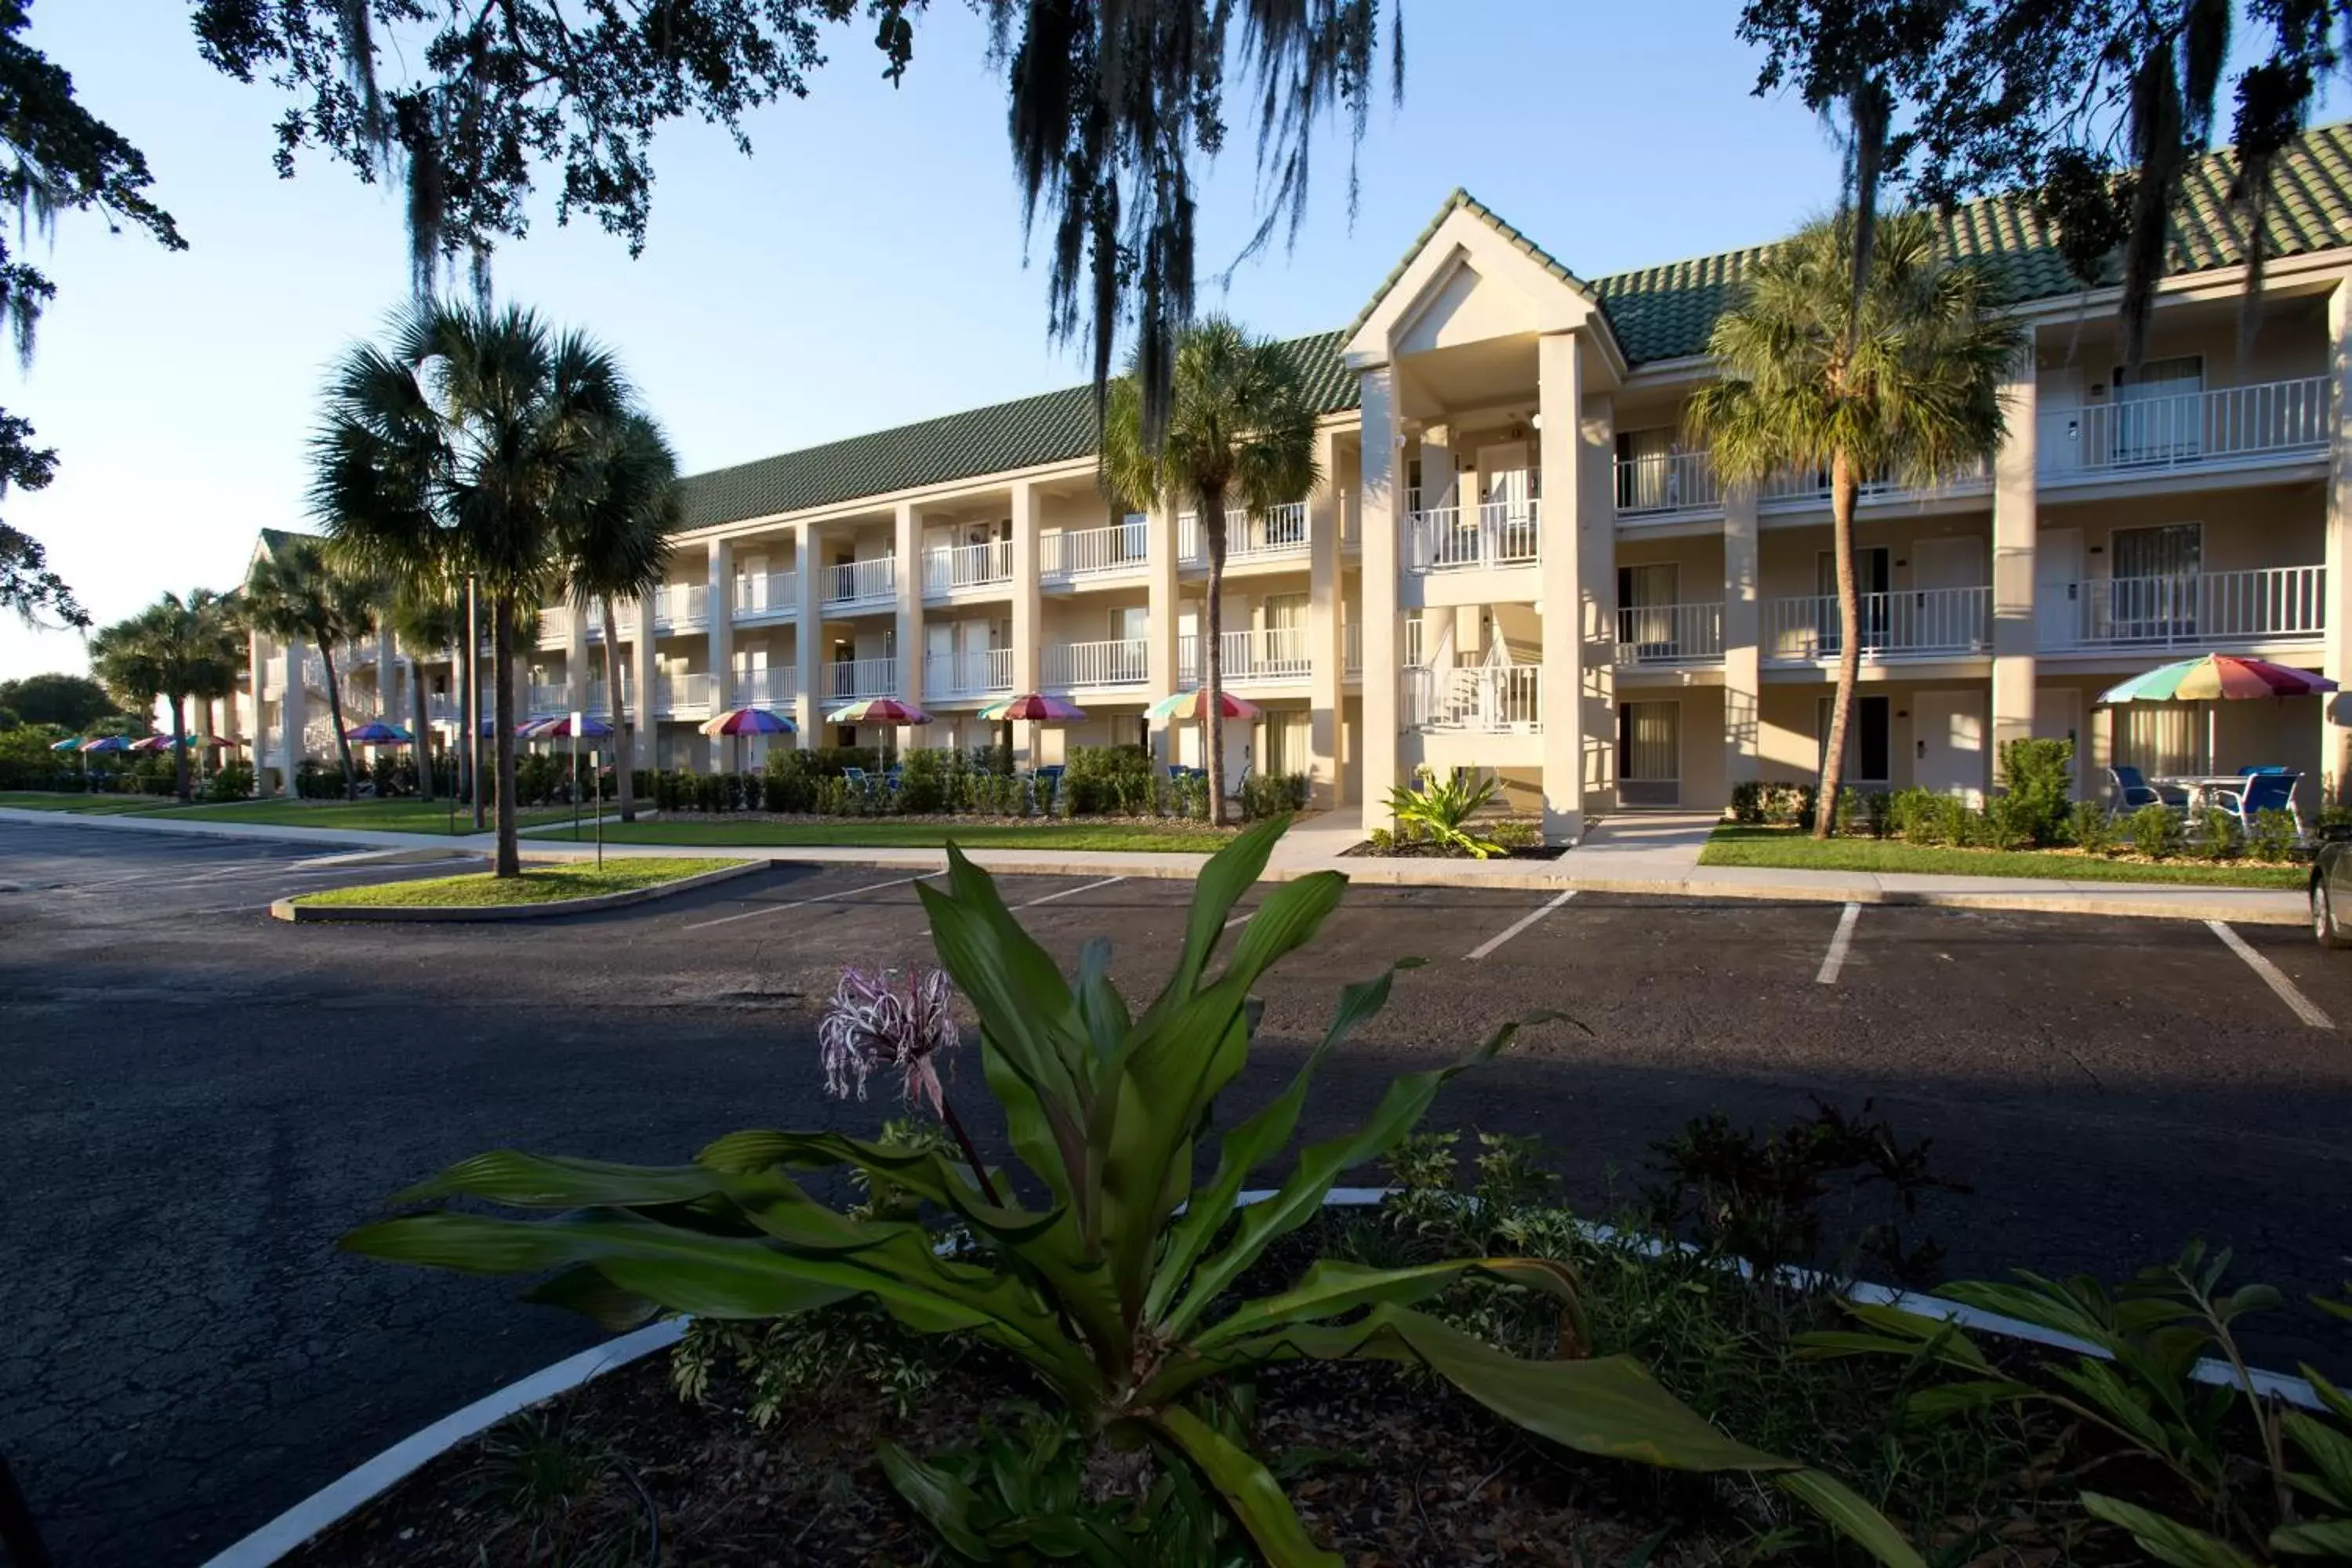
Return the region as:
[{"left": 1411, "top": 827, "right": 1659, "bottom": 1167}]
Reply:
[
  {"left": 1817, "top": 902, "right": 1862, "bottom": 985},
  {"left": 1015, "top": 876, "right": 1126, "bottom": 910},
  {"left": 2208, "top": 920, "right": 2333, "bottom": 1029},
  {"left": 1465, "top": 889, "right": 1577, "bottom": 960},
  {"left": 682, "top": 875, "right": 930, "bottom": 931}
]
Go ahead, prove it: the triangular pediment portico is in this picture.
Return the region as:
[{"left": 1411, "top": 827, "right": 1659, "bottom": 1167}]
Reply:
[{"left": 1342, "top": 191, "right": 1625, "bottom": 387}]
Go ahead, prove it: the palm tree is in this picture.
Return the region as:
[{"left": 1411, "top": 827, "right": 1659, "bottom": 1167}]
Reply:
[
  {"left": 1686, "top": 212, "right": 2023, "bottom": 837},
  {"left": 384, "top": 582, "right": 461, "bottom": 802},
  {"left": 88, "top": 590, "right": 242, "bottom": 800},
  {"left": 1101, "top": 317, "right": 1319, "bottom": 826},
  {"left": 314, "top": 301, "right": 637, "bottom": 877},
  {"left": 243, "top": 538, "right": 382, "bottom": 801},
  {"left": 562, "top": 412, "right": 678, "bottom": 825}
]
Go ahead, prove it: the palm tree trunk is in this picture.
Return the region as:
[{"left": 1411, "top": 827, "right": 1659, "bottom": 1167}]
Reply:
[
  {"left": 408, "top": 656, "right": 434, "bottom": 802},
  {"left": 466, "top": 577, "right": 485, "bottom": 831},
  {"left": 604, "top": 602, "right": 635, "bottom": 823},
  {"left": 320, "top": 644, "right": 359, "bottom": 801},
  {"left": 170, "top": 695, "right": 190, "bottom": 802},
  {"left": 1203, "top": 488, "right": 1229, "bottom": 828},
  {"left": 492, "top": 597, "right": 521, "bottom": 877},
  {"left": 1817, "top": 449, "right": 1862, "bottom": 840}
]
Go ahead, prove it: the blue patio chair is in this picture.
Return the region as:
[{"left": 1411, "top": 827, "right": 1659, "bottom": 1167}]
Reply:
[
  {"left": 2216, "top": 770, "right": 2305, "bottom": 838},
  {"left": 842, "top": 766, "right": 870, "bottom": 789},
  {"left": 2107, "top": 764, "right": 2186, "bottom": 812}
]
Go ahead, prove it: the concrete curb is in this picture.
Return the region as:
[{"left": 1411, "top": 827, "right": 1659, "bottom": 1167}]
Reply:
[
  {"left": 268, "top": 858, "right": 768, "bottom": 923},
  {"left": 197, "top": 1185, "right": 2325, "bottom": 1566}
]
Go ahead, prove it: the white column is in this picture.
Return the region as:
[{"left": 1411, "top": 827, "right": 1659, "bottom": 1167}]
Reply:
[
  {"left": 244, "top": 630, "right": 266, "bottom": 794},
  {"left": 630, "top": 594, "right": 659, "bottom": 772},
  {"left": 1991, "top": 346, "right": 2039, "bottom": 782},
  {"left": 2325, "top": 282, "right": 2352, "bottom": 804},
  {"left": 893, "top": 502, "right": 923, "bottom": 753},
  {"left": 1537, "top": 331, "right": 1589, "bottom": 841},
  {"left": 795, "top": 523, "right": 825, "bottom": 747},
  {"left": 1579, "top": 382, "right": 1618, "bottom": 813},
  {"left": 706, "top": 537, "right": 735, "bottom": 767},
  {"left": 564, "top": 602, "right": 590, "bottom": 725},
  {"left": 278, "top": 637, "right": 307, "bottom": 798},
  {"left": 1306, "top": 424, "right": 1346, "bottom": 805},
  {"left": 1145, "top": 499, "right": 1181, "bottom": 765},
  {"left": 1009, "top": 483, "right": 1042, "bottom": 764},
  {"left": 1417, "top": 431, "right": 1456, "bottom": 511},
  {"left": 374, "top": 626, "right": 395, "bottom": 722},
  {"left": 1359, "top": 365, "right": 1403, "bottom": 831},
  {"left": 1723, "top": 484, "right": 1761, "bottom": 791}
]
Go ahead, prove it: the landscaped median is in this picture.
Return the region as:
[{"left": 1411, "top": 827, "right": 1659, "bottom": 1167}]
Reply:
[
  {"left": 524, "top": 818, "right": 1236, "bottom": 852},
  {"left": 272, "top": 856, "right": 757, "bottom": 921},
  {"left": 1701, "top": 825, "right": 2308, "bottom": 888}
]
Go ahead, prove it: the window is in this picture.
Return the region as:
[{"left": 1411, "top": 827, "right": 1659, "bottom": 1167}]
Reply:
[
  {"left": 1815, "top": 695, "right": 1892, "bottom": 785},
  {"left": 1816, "top": 548, "right": 1892, "bottom": 652},
  {"left": 1262, "top": 711, "right": 1311, "bottom": 775},
  {"left": 2118, "top": 706, "right": 2208, "bottom": 777},
  {"left": 2111, "top": 355, "right": 2204, "bottom": 463},
  {"left": 1615, "top": 427, "right": 1678, "bottom": 510},
  {"left": 2107, "top": 522, "right": 2202, "bottom": 641},
  {"left": 1617, "top": 701, "right": 1680, "bottom": 806},
  {"left": 1617, "top": 563, "right": 1681, "bottom": 656},
  {"left": 1403, "top": 609, "right": 1425, "bottom": 666}
]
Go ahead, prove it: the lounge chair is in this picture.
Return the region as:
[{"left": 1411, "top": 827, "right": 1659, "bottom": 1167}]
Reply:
[{"left": 2215, "top": 770, "right": 2305, "bottom": 838}]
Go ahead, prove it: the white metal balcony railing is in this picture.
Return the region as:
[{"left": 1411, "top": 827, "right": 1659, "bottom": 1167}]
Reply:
[
  {"left": 1177, "top": 503, "right": 1312, "bottom": 565},
  {"left": 733, "top": 571, "right": 799, "bottom": 618},
  {"left": 525, "top": 683, "right": 569, "bottom": 716},
  {"left": 1615, "top": 602, "right": 1726, "bottom": 665},
  {"left": 1042, "top": 520, "right": 1151, "bottom": 581},
  {"left": 1759, "top": 457, "right": 1991, "bottom": 510},
  {"left": 1044, "top": 637, "right": 1149, "bottom": 688},
  {"left": 653, "top": 673, "right": 715, "bottom": 717},
  {"left": 652, "top": 583, "right": 710, "bottom": 633},
  {"left": 724, "top": 666, "right": 795, "bottom": 708},
  {"left": 1766, "top": 586, "right": 1992, "bottom": 662},
  {"left": 923, "top": 540, "right": 1013, "bottom": 596},
  {"left": 825, "top": 556, "right": 897, "bottom": 608},
  {"left": 826, "top": 657, "right": 898, "bottom": 702},
  {"left": 579, "top": 599, "right": 640, "bottom": 640},
  {"left": 2042, "top": 566, "right": 2326, "bottom": 651},
  {"left": 1615, "top": 451, "right": 1722, "bottom": 517},
  {"left": 1178, "top": 626, "right": 1314, "bottom": 685},
  {"left": 1345, "top": 620, "right": 1362, "bottom": 676},
  {"left": 1402, "top": 664, "right": 1544, "bottom": 733},
  {"left": 2039, "top": 376, "right": 2330, "bottom": 478},
  {"left": 924, "top": 648, "right": 1014, "bottom": 699},
  {"left": 583, "top": 673, "right": 635, "bottom": 715},
  {"left": 536, "top": 607, "right": 572, "bottom": 648},
  {"left": 1404, "top": 501, "right": 1541, "bottom": 574}
]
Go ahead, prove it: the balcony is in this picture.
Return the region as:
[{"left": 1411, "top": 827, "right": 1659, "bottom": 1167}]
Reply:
[
  {"left": 1404, "top": 501, "right": 1541, "bottom": 574},
  {"left": 1402, "top": 663, "right": 1543, "bottom": 733},
  {"left": 1765, "top": 586, "right": 1991, "bottom": 662},
  {"left": 652, "top": 672, "right": 715, "bottom": 717},
  {"left": 580, "top": 599, "right": 639, "bottom": 641},
  {"left": 1042, "top": 520, "right": 1151, "bottom": 584},
  {"left": 1044, "top": 637, "right": 1148, "bottom": 688},
  {"left": 1345, "top": 620, "right": 1362, "bottom": 677},
  {"left": 924, "top": 648, "right": 1013, "bottom": 700},
  {"left": 1615, "top": 602, "right": 1726, "bottom": 666},
  {"left": 652, "top": 583, "right": 710, "bottom": 633},
  {"left": 733, "top": 571, "right": 799, "bottom": 621},
  {"left": 584, "top": 673, "right": 634, "bottom": 715},
  {"left": 824, "top": 556, "right": 897, "bottom": 612},
  {"left": 1759, "top": 458, "right": 1990, "bottom": 511},
  {"left": 1179, "top": 626, "right": 1313, "bottom": 685},
  {"left": 728, "top": 666, "right": 797, "bottom": 708},
  {"left": 2038, "top": 376, "right": 2330, "bottom": 481},
  {"left": 1178, "top": 502, "right": 1312, "bottom": 566},
  {"left": 1616, "top": 451, "right": 1722, "bottom": 520},
  {"left": 2041, "top": 566, "right": 2326, "bottom": 652},
  {"left": 524, "top": 682, "right": 569, "bottom": 716},
  {"left": 826, "top": 657, "right": 898, "bottom": 702},
  {"left": 923, "top": 540, "right": 1012, "bottom": 597},
  {"left": 536, "top": 607, "right": 572, "bottom": 648}
]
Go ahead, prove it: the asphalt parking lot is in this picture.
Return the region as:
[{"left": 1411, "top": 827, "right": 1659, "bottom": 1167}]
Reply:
[{"left": 4, "top": 816, "right": 2350, "bottom": 1565}]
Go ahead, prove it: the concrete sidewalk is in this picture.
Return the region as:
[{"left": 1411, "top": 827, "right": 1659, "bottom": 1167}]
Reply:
[{"left": 0, "top": 803, "right": 2310, "bottom": 924}]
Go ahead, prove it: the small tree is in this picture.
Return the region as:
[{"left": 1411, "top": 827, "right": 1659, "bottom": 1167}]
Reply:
[
  {"left": 243, "top": 538, "right": 380, "bottom": 801},
  {"left": 384, "top": 583, "right": 462, "bottom": 802},
  {"left": 89, "top": 590, "right": 241, "bottom": 800},
  {"left": 1687, "top": 211, "right": 2021, "bottom": 836},
  {"left": 1101, "top": 318, "right": 1318, "bottom": 825},
  {"left": 561, "top": 412, "right": 677, "bottom": 825}
]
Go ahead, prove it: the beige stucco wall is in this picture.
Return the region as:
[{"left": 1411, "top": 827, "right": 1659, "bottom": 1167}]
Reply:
[{"left": 2037, "top": 484, "right": 2325, "bottom": 575}]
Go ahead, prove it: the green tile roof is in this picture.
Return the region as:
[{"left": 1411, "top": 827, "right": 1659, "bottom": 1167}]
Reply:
[
  {"left": 681, "top": 123, "right": 2352, "bottom": 532},
  {"left": 677, "top": 330, "right": 1356, "bottom": 531}
]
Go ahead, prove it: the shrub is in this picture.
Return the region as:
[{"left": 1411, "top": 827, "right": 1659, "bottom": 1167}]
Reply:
[
  {"left": 208, "top": 761, "right": 256, "bottom": 802},
  {"left": 2128, "top": 802, "right": 2181, "bottom": 860},
  {"left": 1995, "top": 737, "right": 2074, "bottom": 848},
  {"left": 896, "top": 747, "right": 953, "bottom": 814},
  {"left": 2249, "top": 807, "right": 2299, "bottom": 863},
  {"left": 1980, "top": 792, "right": 2038, "bottom": 851},
  {"left": 2191, "top": 805, "right": 2241, "bottom": 862},
  {"left": 1887, "top": 786, "right": 1939, "bottom": 844},
  {"left": 2067, "top": 800, "right": 2114, "bottom": 855},
  {"left": 1061, "top": 743, "right": 1156, "bottom": 815},
  {"left": 1728, "top": 780, "right": 1765, "bottom": 825},
  {"left": 1366, "top": 826, "right": 1394, "bottom": 852},
  {"left": 1928, "top": 793, "right": 1974, "bottom": 848},
  {"left": 1239, "top": 770, "right": 1308, "bottom": 821},
  {"left": 1386, "top": 767, "right": 1505, "bottom": 858},
  {"left": 347, "top": 822, "right": 1912, "bottom": 1563},
  {"left": 1862, "top": 790, "right": 1893, "bottom": 839}
]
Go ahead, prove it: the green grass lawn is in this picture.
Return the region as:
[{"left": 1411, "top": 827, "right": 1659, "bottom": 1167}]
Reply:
[
  {"left": 0, "top": 791, "right": 171, "bottom": 815},
  {"left": 292, "top": 856, "right": 740, "bottom": 908},
  {"left": 120, "top": 798, "right": 575, "bottom": 835},
  {"left": 540, "top": 818, "right": 1234, "bottom": 853},
  {"left": 1700, "top": 825, "right": 2307, "bottom": 888}
]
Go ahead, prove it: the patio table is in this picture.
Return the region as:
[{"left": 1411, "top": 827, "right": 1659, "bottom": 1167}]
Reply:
[{"left": 2150, "top": 773, "right": 2248, "bottom": 814}]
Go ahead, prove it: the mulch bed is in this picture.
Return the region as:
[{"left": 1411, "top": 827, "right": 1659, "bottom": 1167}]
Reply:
[
  {"left": 1342, "top": 840, "right": 1566, "bottom": 861},
  {"left": 289, "top": 1341, "right": 1723, "bottom": 1566}
]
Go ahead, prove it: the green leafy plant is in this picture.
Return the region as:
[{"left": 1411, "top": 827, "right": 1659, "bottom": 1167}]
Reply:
[
  {"left": 2069, "top": 799, "right": 2114, "bottom": 855},
  {"left": 1997, "top": 737, "right": 2075, "bottom": 848},
  {"left": 2131, "top": 802, "right": 2183, "bottom": 861},
  {"left": 1385, "top": 767, "right": 1508, "bottom": 859},
  {"left": 468, "top": 1413, "right": 651, "bottom": 1567},
  {"left": 344, "top": 820, "right": 1918, "bottom": 1566},
  {"left": 1803, "top": 1243, "right": 2352, "bottom": 1568},
  {"left": 2196, "top": 806, "right": 2244, "bottom": 863},
  {"left": 2249, "top": 808, "right": 2301, "bottom": 865}
]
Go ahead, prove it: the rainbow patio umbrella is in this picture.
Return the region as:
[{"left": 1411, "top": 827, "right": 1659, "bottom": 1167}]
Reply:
[
  {"left": 698, "top": 706, "right": 795, "bottom": 737},
  {"left": 343, "top": 721, "right": 414, "bottom": 744},
  {"left": 2098, "top": 654, "right": 2338, "bottom": 703},
  {"left": 129, "top": 735, "right": 180, "bottom": 752},
  {"left": 79, "top": 735, "right": 132, "bottom": 753},
  {"left": 825, "top": 698, "right": 932, "bottom": 727},
  {"left": 977, "top": 693, "right": 1088, "bottom": 723},
  {"left": 1145, "top": 688, "right": 1261, "bottom": 722},
  {"left": 526, "top": 713, "right": 617, "bottom": 739},
  {"left": 47, "top": 735, "right": 82, "bottom": 752}
]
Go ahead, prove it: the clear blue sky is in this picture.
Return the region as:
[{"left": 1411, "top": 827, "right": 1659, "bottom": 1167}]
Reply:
[{"left": 0, "top": 2, "right": 2323, "bottom": 683}]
